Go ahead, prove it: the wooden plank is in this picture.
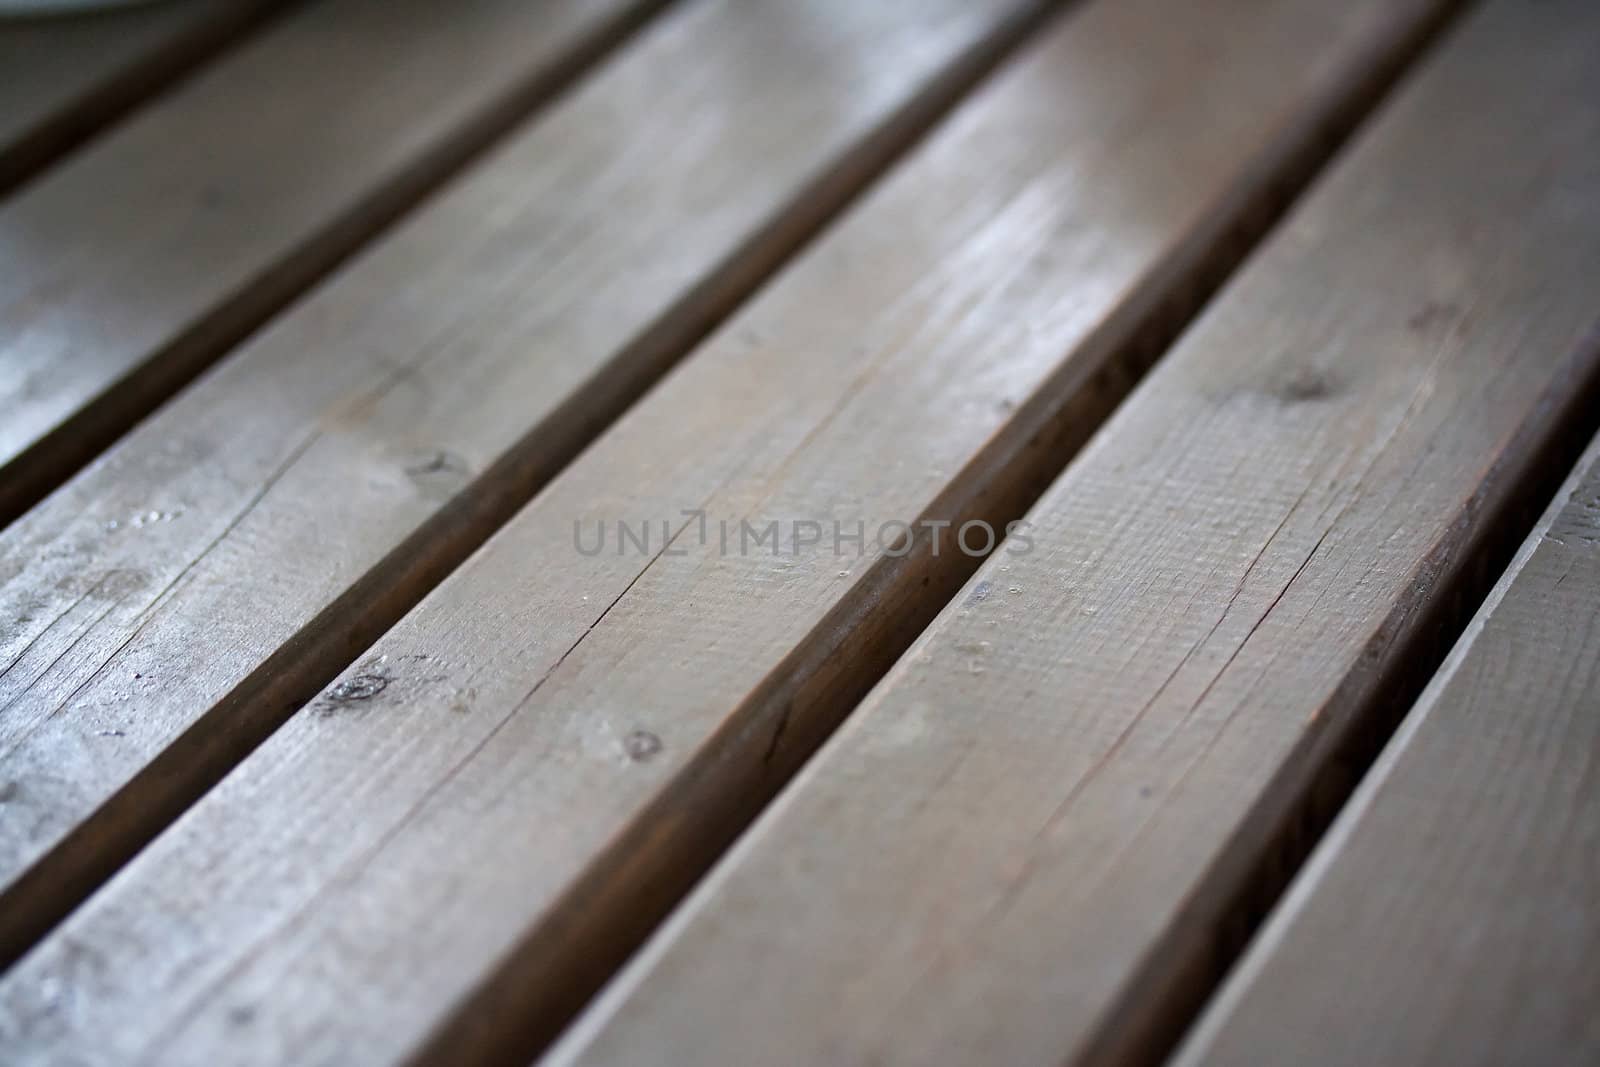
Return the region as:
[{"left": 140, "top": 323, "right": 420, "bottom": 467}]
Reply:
[
  {"left": 0, "top": 1, "right": 1461, "bottom": 1064},
  {"left": 542, "top": 1, "right": 1600, "bottom": 1065},
  {"left": 0, "top": 0, "right": 663, "bottom": 526},
  {"left": 1174, "top": 430, "right": 1600, "bottom": 1067},
  {"left": 0, "top": 0, "right": 1057, "bottom": 973},
  {"left": 0, "top": 0, "right": 282, "bottom": 195}
]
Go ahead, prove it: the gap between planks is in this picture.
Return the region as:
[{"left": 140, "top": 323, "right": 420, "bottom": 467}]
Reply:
[
  {"left": 0, "top": 0, "right": 1066, "bottom": 971},
  {"left": 0, "top": 0, "right": 673, "bottom": 530},
  {"left": 0, "top": 0, "right": 292, "bottom": 197},
  {"left": 1146, "top": 327, "right": 1600, "bottom": 1067},
  {"left": 1174, "top": 412, "right": 1600, "bottom": 1067}
]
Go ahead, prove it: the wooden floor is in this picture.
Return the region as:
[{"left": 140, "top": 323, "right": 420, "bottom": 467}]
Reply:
[{"left": 0, "top": 0, "right": 1595, "bottom": 1064}]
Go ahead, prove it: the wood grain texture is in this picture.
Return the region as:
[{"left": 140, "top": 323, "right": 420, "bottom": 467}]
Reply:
[
  {"left": 1175, "top": 433, "right": 1600, "bottom": 1067},
  {"left": 0, "top": 0, "right": 282, "bottom": 195},
  {"left": 0, "top": 0, "right": 1461, "bottom": 1063},
  {"left": 0, "top": 0, "right": 1055, "bottom": 975},
  {"left": 548, "top": 1, "right": 1600, "bottom": 1065},
  {"left": 0, "top": 0, "right": 663, "bottom": 526}
]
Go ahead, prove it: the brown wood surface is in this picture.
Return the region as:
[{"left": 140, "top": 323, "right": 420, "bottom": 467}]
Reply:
[
  {"left": 0, "top": 0, "right": 1054, "bottom": 975},
  {"left": 0, "top": 0, "right": 1459, "bottom": 1063},
  {"left": 0, "top": 0, "right": 663, "bottom": 526},
  {"left": 0, "top": 0, "right": 281, "bottom": 195},
  {"left": 546, "top": 1, "right": 1600, "bottom": 1064},
  {"left": 1175, "top": 432, "right": 1600, "bottom": 1067}
]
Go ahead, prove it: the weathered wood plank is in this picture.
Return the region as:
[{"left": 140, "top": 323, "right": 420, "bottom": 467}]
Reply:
[
  {"left": 1175, "top": 431, "right": 1600, "bottom": 1067},
  {"left": 0, "top": 0, "right": 1056, "bottom": 974},
  {"left": 0, "top": 0, "right": 281, "bottom": 195},
  {"left": 0, "top": 0, "right": 1459, "bottom": 1063},
  {"left": 0, "top": 0, "right": 663, "bottom": 525},
  {"left": 545, "top": 1, "right": 1600, "bottom": 1065}
]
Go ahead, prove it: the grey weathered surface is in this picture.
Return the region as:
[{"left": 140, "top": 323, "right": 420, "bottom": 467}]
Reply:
[
  {"left": 1175, "top": 430, "right": 1600, "bottom": 1067},
  {"left": 0, "top": 0, "right": 1459, "bottom": 1063},
  {"left": 548, "top": 1, "right": 1600, "bottom": 1064},
  {"left": 0, "top": 0, "right": 660, "bottom": 523},
  {"left": 0, "top": 0, "right": 1053, "bottom": 971},
  {"left": 0, "top": 0, "right": 279, "bottom": 194}
]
